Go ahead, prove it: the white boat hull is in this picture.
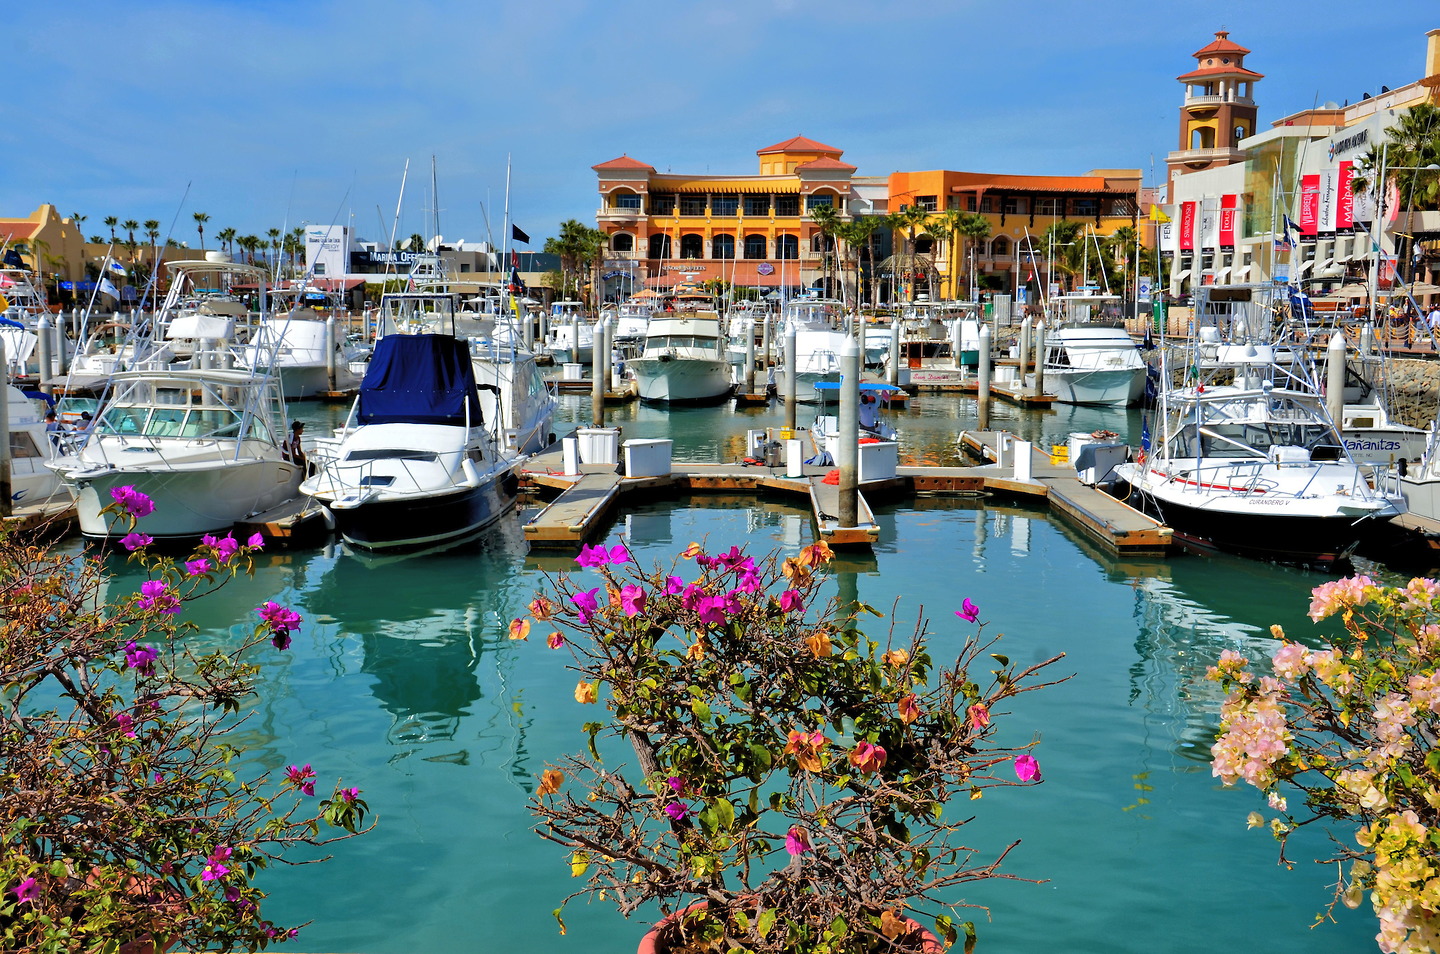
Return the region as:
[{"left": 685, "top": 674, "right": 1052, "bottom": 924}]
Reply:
[
  {"left": 1046, "top": 367, "right": 1147, "bottom": 406},
  {"left": 627, "top": 356, "right": 733, "bottom": 403}
]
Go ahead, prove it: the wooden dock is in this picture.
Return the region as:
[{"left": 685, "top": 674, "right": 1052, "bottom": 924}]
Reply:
[{"left": 235, "top": 496, "right": 334, "bottom": 549}]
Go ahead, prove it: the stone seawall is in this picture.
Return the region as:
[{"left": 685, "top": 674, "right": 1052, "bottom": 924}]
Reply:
[{"left": 1386, "top": 357, "right": 1440, "bottom": 429}]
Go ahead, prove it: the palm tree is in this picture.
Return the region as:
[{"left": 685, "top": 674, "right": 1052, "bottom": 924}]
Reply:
[
  {"left": 956, "top": 212, "right": 992, "bottom": 301},
  {"left": 407, "top": 233, "right": 427, "bottom": 252},
  {"left": 544, "top": 220, "right": 608, "bottom": 305},
  {"left": 808, "top": 203, "right": 841, "bottom": 299},
  {"left": 193, "top": 212, "right": 210, "bottom": 252},
  {"left": 889, "top": 203, "right": 933, "bottom": 302},
  {"left": 216, "top": 228, "right": 237, "bottom": 259},
  {"left": 834, "top": 216, "right": 880, "bottom": 306},
  {"left": 71, "top": 213, "right": 88, "bottom": 243},
  {"left": 1107, "top": 225, "right": 1141, "bottom": 293},
  {"left": 266, "top": 228, "right": 282, "bottom": 272},
  {"left": 103, "top": 216, "right": 119, "bottom": 244},
  {"left": 121, "top": 219, "right": 139, "bottom": 248},
  {"left": 1041, "top": 220, "right": 1086, "bottom": 293}
]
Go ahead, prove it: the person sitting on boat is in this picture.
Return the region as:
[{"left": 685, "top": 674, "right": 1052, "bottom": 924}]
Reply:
[
  {"left": 282, "top": 420, "right": 307, "bottom": 470},
  {"left": 44, "top": 410, "right": 67, "bottom": 449},
  {"left": 859, "top": 392, "right": 879, "bottom": 431}
]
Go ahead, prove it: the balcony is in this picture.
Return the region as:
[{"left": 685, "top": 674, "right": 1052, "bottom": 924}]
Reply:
[
  {"left": 1184, "top": 93, "right": 1253, "bottom": 108},
  {"left": 1167, "top": 147, "right": 1246, "bottom": 168},
  {"left": 597, "top": 207, "right": 642, "bottom": 223}
]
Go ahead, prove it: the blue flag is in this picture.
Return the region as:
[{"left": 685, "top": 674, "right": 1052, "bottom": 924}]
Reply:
[
  {"left": 108, "top": 261, "right": 127, "bottom": 276},
  {"left": 1140, "top": 414, "right": 1151, "bottom": 453}
]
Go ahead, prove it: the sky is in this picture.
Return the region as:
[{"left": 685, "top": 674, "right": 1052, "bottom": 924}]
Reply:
[{"left": 4, "top": 1, "right": 1437, "bottom": 251}]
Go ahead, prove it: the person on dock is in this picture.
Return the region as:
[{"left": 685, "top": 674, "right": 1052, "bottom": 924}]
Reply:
[
  {"left": 859, "top": 392, "right": 879, "bottom": 431},
  {"left": 283, "top": 420, "right": 307, "bottom": 470},
  {"left": 1427, "top": 303, "right": 1440, "bottom": 348}
]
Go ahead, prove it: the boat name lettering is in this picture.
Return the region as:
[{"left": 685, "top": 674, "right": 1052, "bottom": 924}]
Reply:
[{"left": 1344, "top": 438, "right": 1400, "bottom": 451}]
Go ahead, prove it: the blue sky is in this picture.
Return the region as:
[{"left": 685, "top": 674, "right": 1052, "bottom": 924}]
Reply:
[{"left": 5, "top": 1, "right": 1436, "bottom": 250}]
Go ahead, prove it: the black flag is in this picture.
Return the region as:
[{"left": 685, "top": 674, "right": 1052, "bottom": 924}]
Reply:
[{"left": 511, "top": 224, "right": 530, "bottom": 244}]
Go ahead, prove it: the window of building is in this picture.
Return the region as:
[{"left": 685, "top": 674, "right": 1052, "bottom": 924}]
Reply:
[
  {"left": 1233, "top": 123, "right": 1248, "bottom": 141},
  {"left": 711, "top": 194, "right": 738, "bottom": 216},
  {"left": 613, "top": 192, "right": 641, "bottom": 210},
  {"left": 811, "top": 233, "right": 835, "bottom": 253},
  {"left": 1073, "top": 198, "right": 1098, "bottom": 217},
  {"left": 979, "top": 196, "right": 995, "bottom": 213},
  {"left": 679, "top": 234, "right": 704, "bottom": 258},
  {"left": 1001, "top": 196, "right": 1028, "bottom": 215},
  {"left": 774, "top": 195, "right": 800, "bottom": 216},
  {"left": 459, "top": 262, "right": 471, "bottom": 273},
  {"left": 806, "top": 194, "right": 834, "bottom": 212},
  {"left": 648, "top": 234, "right": 672, "bottom": 259},
  {"left": 649, "top": 193, "right": 675, "bottom": 215},
  {"left": 679, "top": 195, "right": 707, "bottom": 216},
  {"left": 914, "top": 237, "right": 934, "bottom": 255},
  {"left": 1034, "top": 197, "right": 1060, "bottom": 216},
  {"left": 991, "top": 235, "right": 1010, "bottom": 257},
  {"left": 744, "top": 234, "right": 767, "bottom": 259},
  {"left": 775, "top": 235, "right": 798, "bottom": 259},
  {"left": 611, "top": 233, "right": 634, "bottom": 252},
  {"left": 965, "top": 195, "right": 977, "bottom": 211},
  {"left": 744, "top": 195, "right": 771, "bottom": 216},
  {"left": 916, "top": 196, "right": 937, "bottom": 212},
  {"left": 712, "top": 234, "right": 735, "bottom": 259}
]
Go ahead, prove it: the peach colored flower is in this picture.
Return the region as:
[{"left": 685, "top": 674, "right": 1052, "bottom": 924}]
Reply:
[
  {"left": 574, "top": 681, "right": 598, "bottom": 705},
  {"left": 849, "top": 741, "right": 888, "bottom": 775},
  {"left": 508, "top": 618, "right": 531, "bottom": 641},
  {"left": 785, "top": 729, "right": 827, "bottom": 772},
  {"left": 898, "top": 694, "right": 921, "bottom": 724}
]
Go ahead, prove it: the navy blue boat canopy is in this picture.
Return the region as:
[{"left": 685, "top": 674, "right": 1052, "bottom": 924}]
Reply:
[{"left": 358, "top": 334, "right": 483, "bottom": 426}]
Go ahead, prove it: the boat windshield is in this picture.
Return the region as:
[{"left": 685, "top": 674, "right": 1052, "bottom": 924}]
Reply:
[
  {"left": 648, "top": 335, "right": 716, "bottom": 350},
  {"left": 1169, "top": 421, "right": 1336, "bottom": 459},
  {"left": 99, "top": 404, "right": 266, "bottom": 441}
]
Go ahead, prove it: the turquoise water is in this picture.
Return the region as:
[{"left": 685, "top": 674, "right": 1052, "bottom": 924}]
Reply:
[{"left": 92, "top": 394, "right": 1396, "bottom": 953}]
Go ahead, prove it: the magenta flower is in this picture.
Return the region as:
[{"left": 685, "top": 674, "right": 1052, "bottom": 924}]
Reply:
[
  {"left": 574, "top": 543, "right": 606, "bottom": 568},
  {"left": 135, "top": 580, "right": 180, "bottom": 615},
  {"left": 572, "top": 587, "right": 600, "bottom": 624},
  {"left": 955, "top": 598, "right": 980, "bottom": 623},
  {"left": 285, "top": 764, "right": 316, "bottom": 796},
  {"left": 208, "top": 846, "right": 233, "bottom": 865},
  {"left": 663, "top": 801, "right": 689, "bottom": 822},
  {"left": 184, "top": 558, "right": 211, "bottom": 577},
  {"left": 13, "top": 877, "right": 39, "bottom": 905},
  {"left": 785, "top": 826, "right": 812, "bottom": 856},
  {"left": 736, "top": 570, "right": 762, "bottom": 594},
  {"left": 666, "top": 776, "right": 685, "bottom": 794},
  {"left": 696, "top": 595, "right": 729, "bottom": 627},
  {"left": 257, "top": 602, "right": 302, "bottom": 648},
  {"left": 606, "top": 544, "right": 630, "bottom": 565},
  {"left": 619, "top": 584, "right": 647, "bottom": 617},
  {"left": 665, "top": 575, "right": 685, "bottom": 595},
  {"left": 203, "top": 533, "right": 241, "bottom": 564},
  {"left": 200, "top": 860, "right": 229, "bottom": 882},
  {"left": 247, "top": 532, "right": 265, "bottom": 548},
  {"left": 1014, "top": 754, "right": 1041, "bottom": 782},
  {"left": 339, "top": 787, "right": 361, "bottom": 804},
  {"left": 716, "top": 545, "right": 744, "bottom": 568},
  {"left": 680, "top": 583, "right": 705, "bottom": 611},
  {"left": 119, "top": 531, "right": 153, "bottom": 551},
  {"left": 115, "top": 712, "right": 137, "bottom": 738},
  {"left": 109, "top": 485, "right": 155, "bottom": 518},
  {"left": 779, "top": 589, "right": 804, "bottom": 614},
  {"left": 124, "top": 640, "right": 158, "bottom": 675}
]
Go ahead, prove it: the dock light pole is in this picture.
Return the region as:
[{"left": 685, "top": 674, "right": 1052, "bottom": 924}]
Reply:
[
  {"left": 838, "top": 337, "right": 860, "bottom": 529},
  {"left": 784, "top": 325, "right": 798, "bottom": 430},
  {"left": 0, "top": 336, "right": 12, "bottom": 518},
  {"left": 977, "top": 324, "right": 992, "bottom": 430},
  {"left": 887, "top": 318, "right": 901, "bottom": 387},
  {"left": 1326, "top": 331, "right": 1346, "bottom": 435}
]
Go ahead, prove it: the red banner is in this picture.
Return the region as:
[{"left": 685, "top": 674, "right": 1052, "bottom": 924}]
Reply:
[
  {"left": 1336, "top": 160, "right": 1354, "bottom": 231},
  {"left": 1299, "top": 175, "right": 1320, "bottom": 235},
  {"left": 1219, "top": 194, "right": 1237, "bottom": 248},
  {"left": 1179, "top": 201, "right": 1196, "bottom": 251}
]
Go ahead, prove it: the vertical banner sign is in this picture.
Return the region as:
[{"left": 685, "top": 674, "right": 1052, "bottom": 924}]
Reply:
[
  {"left": 1299, "top": 174, "right": 1320, "bottom": 236},
  {"left": 1319, "top": 169, "right": 1337, "bottom": 234},
  {"left": 1179, "top": 201, "right": 1196, "bottom": 251},
  {"left": 1336, "top": 160, "right": 1354, "bottom": 233},
  {"left": 1159, "top": 217, "right": 1176, "bottom": 253},
  {"left": 1219, "top": 194, "right": 1237, "bottom": 248},
  {"left": 1199, "top": 198, "right": 1218, "bottom": 250}
]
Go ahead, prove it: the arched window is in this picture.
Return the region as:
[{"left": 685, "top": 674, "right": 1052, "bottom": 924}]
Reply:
[
  {"left": 1190, "top": 126, "right": 1215, "bottom": 150},
  {"left": 775, "top": 235, "right": 798, "bottom": 260},
  {"left": 1232, "top": 123, "right": 1248, "bottom": 141},
  {"left": 990, "top": 235, "right": 1010, "bottom": 257},
  {"left": 680, "top": 234, "right": 703, "bottom": 259},
  {"left": 744, "top": 234, "right": 767, "bottom": 260},
  {"left": 648, "top": 234, "right": 672, "bottom": 259},
  {"left": 712, "top": 234, "right": 735, "bottom": 259},
  {"left": 914, "top": 237, "right": 935, "bottom": 255},
  {"left": 610, "top": 233, "right": 634, "bottom": 252}
]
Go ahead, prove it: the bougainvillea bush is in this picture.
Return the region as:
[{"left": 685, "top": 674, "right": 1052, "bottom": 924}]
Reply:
[
  {"left": 0, "top": 489, "right": 369, "bottom": 952},
  {"left": 1209, "top": 575, "right": 1440, "bottom": 954},
  {"left": 523, "top": 540, "right": 1065, "bottom": 954}
]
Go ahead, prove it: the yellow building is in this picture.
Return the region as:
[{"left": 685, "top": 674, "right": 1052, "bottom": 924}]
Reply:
[{"left": 0, "top": 205, "right": 89, "bottom": 289}]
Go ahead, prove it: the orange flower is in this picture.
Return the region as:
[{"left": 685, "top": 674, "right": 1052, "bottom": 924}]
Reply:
[
  {"left": 805, "top": 631, "right": 833, "bottom": 658},
  {"left": 848, "top": 741, "right": 888, "bottom": 775},
  {"left": 508, "top": 618, "right": 531, "bottom": 641},
  {"left": 883, "top": 648, "right": 910, "bottom": 668},
  {"left": 546, "top": 631, "right": 565, "bottom": 649},
  {"left": 968, "top": 703, "right": 990, "bottom": 729},
  {"left": 898, "top": 694, "right": 921, "bottom": 724},
  {"left": 785, "top": 729, "right": 827, "bottom": 772},
  {"left": 575, "top": 680, "right": 598, "bottom": 704},
  {"left": 681, "top": 542, "right": 704, "bottom": 560},
  {"left": 782, "top": 559, "right": 811, "bottom": 584},
  {"left": 529, "top": 596, "right": 556, "bottom": 621},
  {"left": 803, "top": 541, "right": 834, "bottom": 566},
  {"left": 538, "top": 768, "right": 564, "bottom": 795},
  {"left": 687, "top": 639, "right": 706, "bottom": 661}
]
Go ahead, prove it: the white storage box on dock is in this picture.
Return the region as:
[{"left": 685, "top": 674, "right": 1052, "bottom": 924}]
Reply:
[
  {"left": 563, "top": 363, "right": 584, "bottom": 379},
  {"left": 1067, "top": 432, "right": 1127, "bottom": 486},
  {"left": 994, "top": 366, "right": 1017, "bottom": 385},
  {"left": 857, "top": 441, "right": 899, "bottom": 482},
  {"left": 623, "top": 439, "right": 672, "bottom": 478},
  {"left": 576, "top": 427, "right": 620, "bottom": 465}
]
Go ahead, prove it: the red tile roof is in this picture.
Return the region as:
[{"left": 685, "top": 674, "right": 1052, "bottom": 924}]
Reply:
[
  {"left": 592, "top": 155, "right": 656, "bottom": 172},
  {"left": 796, "top": 156, "right": 857, "bottom": 172},
  {"left": 1192, "top": 30, "right": 1250, "bottom": 58},
  {"left": 757, "top": 136, "right": 841, "bottom": 156},
  {"left": 0, "top": 223, "right": 39, "bottom": 242},
  {"left": 1177, "top": 64, "right": 1264, "bottom": 82}
]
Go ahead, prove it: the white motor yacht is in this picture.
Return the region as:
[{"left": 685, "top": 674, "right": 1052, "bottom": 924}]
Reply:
[{"left": 625, "top": 308, "right": 733, "bottom": 404}]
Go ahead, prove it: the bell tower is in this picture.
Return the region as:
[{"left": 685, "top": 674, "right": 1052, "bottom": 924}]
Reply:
[{"left": 1165, "top": 30, "right": 1262, "bottom": 194}]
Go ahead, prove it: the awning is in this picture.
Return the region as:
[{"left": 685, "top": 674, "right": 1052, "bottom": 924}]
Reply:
[
  {"left": 1173, "top": 269, "right": 1192, "bottom": 280},
  {"left": 1233, "top": 266, "right": 1252, "bottom": 279},
  {"left": 1296, "top": 260, "right": 1315, "bottom": 275},
  {"left": 1215, "top": 267, "right": 1231, "bottom": 282}
]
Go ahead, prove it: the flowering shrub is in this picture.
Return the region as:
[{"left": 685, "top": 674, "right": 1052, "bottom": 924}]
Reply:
[
  {"left": 524, "top": 541, "right": 1065, "bottom": 954},
  {"left": 0, "top": 489, "right": 370, "bottom": 952},
  {"left": 1208, "top": 574, "right": 1440, "bottom": 954}
]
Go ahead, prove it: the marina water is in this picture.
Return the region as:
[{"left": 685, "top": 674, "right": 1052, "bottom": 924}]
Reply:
[{"left": 83, "top": 393, "right": 1393, "bottom": 953}]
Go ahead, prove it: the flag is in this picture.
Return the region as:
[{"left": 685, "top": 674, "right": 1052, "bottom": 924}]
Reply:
[
  {"left": 511, "top": 224, "right": 530, "bottom": 244},
  {"left": 1140, "top": 414, "right": 1151, "bottom": 453},
  {"left": 108, "top": 261, "right": 127, "bottom": 276},
  {"left": 509, "top": 248, "right": 526, "bottom": 294},
  {"left": 99, "top": 277, "right": 120, "bottom": 300},
  {"left": 1148, "top": 205, "right": 1171, "bottom": 224},
  {"left": 3, "top": 249, "right": 23, "bottom": 268}
]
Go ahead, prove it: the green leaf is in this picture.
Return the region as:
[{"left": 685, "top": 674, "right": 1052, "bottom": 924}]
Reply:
[
  {"left": 963, "top": 920, "right": 977, "bottom": 954},
  {"left": 757, "top": 908, "right": 776, "bottom": 938},
  {"left": 829, "top": 914, "right": 849, "bottom": 939},
  {"left": 935, "top": 915, "right": 957, "bottom": 945},
  {"left": 990, "top": 653, "right": 1009, "bottom": 666},
  {"left": 714, "top": 797, "right": 735, "bottom": 831},
  {"left": 856, "top": 601, "right": 885, "bottom": 617},
  {"left": 691, "top": 699, "right": 712, "bottom": 722},
  {"left": 553, "top": 908, "right": 567, "bottom": 936}
]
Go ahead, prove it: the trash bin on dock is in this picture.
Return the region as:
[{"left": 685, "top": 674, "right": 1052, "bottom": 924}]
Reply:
[
  {"left": 623, "top": 439, "right": 672, "bottom": 478},
  {"left": 576, "top": 427, "right": 620, "bottom": 465},
  {"left": 857, "top": 441, "right": 899, "bottom": 482}
]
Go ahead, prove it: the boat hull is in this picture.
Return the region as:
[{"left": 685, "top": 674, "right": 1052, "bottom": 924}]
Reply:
[
  {"left": 329, "top": 467, "right": 519, "bottom": 551},
  {"left": 275, "top": 363, "right": 361, "bottom": 400},
  {"left": 627, "top": 357, "right": 733, "bottom": 404},
  {"left": 1046, "top": 367, "right": 1147, "bottom": 406}
]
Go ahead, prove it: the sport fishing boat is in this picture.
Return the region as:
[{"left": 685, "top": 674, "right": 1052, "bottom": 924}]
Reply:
[
  {"left": 1041, "top": 323, "right": 1147, "bottom": 406},
  {"left": 468, "top": 317, "right": 557, "bottom": 456},
  {"left": 3, "top": 386, "right": 72, "bottom": 508},
  {"left": 242, "top": 286, "right": 365, "bottom": 399},
  {"left": 624, "top": 306, "right": 733, "bottom": 404},
  {"left": 300, "top": 296, "right": 517, "bottom": 550},
  {"left": 777, "top": 298, "right": 848, "bottom": 404}
]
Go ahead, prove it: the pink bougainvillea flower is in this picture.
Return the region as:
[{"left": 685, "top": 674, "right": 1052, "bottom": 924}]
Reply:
[
  {"left": 14, "top": 877, "right": 39, "bottom": 904},
  {"left": 201, "top": 860, "right": 230, "bottom": 882},
  {"left": 135, "top": 579, "right": 180, "bottom": 615},
  {"left": 606, "top": 544, "right": 630, "bottom": 565},
  {"left": 664, "top": 575, "right": 685, "bottom": 595},
  {"left": 110, "top": 485, "right": 155, "bottom": 518},
  {"left": 779, "top": 589, "right": 804, "bottom": 614},
  {"left": 285, "top": 764, "right": 317, "bottom": 796},
  {"left": 119, "top": 531, "right": 153, "bottom": 551},
  {"left": 663, "top": 801, "right": 689, "bottom": 822},
  {"left": 124, "top": 640, "right": 158, "bottom": 675},
  {"left": 574, "top": 543, "right": 606, "bottom": 568},
  {"left": 696, "top": 595, "right": 729, "bottom": 627},
  {"left": 716, "top": 545, "right": 744, "bottom": 568},
  {"left": 247, "top": 532, "right": 265, "bottom": 548},
  {"left": 848, "top": 741, "right": 888, "bottom": 775},
  {"left": 898, "top": 694, "right": 921, "bottom": 724},
  {"left": 968, "top": 703, "right": 990, "bottom": 729},
  {"left": 956, "top": 598, "right": 980, "bottom": 623},
  {"left": 572, "top": 587, "right": 600, "bottom": 624},
  {"left": 680, "top": 583, "right": 706, "bottom": 612},
  {"left": 115, "top": 712, "right": 137, "bottom": 738},
  {"left": 546, "top": 631, "right": 565, "bottom": 649},
  {"left": 736, "top": 570, "right": 762, "bottom": 594},
  {"left": 619, "top": 584, "right": 647, "bottom": 617},
  {"left": 184, "top": 558, "right": 211, "bottom": 577},
  {"left": 785, "top": 826, "right": 812, "bottom": 856},
  {"left": 1014, "top": 754, "right": 1041, "bottom": 782},
  {"left": 785, "top": 729, "right": 827, "bottom": 772},
  {"left": 667, "top": 776, "right": 685, "bottom": 793},
  {"left": 508, "top": 618, "right": 531, "bottom": 641},
  {"left": 257, "top": 602, "right": 302, "bottom": 648},
  {"left": 339, "top": 787, "right": 361, "bottom": 804},
  {"left": 203, "top": 533, "right": 241, "bottom": 564}
]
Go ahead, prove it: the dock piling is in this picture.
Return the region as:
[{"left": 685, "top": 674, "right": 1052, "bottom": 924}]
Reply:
[
  {"left": 784, "top": 326, "right": 797, "bottom": 430},
  {"left": 744, "top": 320, "right": 756, "bottom": 393},
  {"left": 325, "top": 315, "right": 338, "bottom": 392},
  {"left": 838, "top": 338, "right": 860, "bottom": 529},
  {"left": 1017, "top": 317, "right": 1031, "bottom": 394},
  {"left": 978, "top": 324, "right": 992, "bottom": 430},
  {"left": 887, "top": 319, "right": 901, "bottom": 387},
  {"left": 762, "top": 316, "right": 772, "bottom": 370},
  {"left": 950, "top": 317, "right": 963, "bottom": 371},
  {"left": 36, "top": 314, "right": 52, "bottom": 395},
  {"left": 1327, "top": 331, "right": 1346, "bottom": 433},
  {"left": 1033, "top": 318, "right": 1045, "bottom": 397},
  {"left": 592, "top": 329, "right": 605, "bottom": 428}
]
